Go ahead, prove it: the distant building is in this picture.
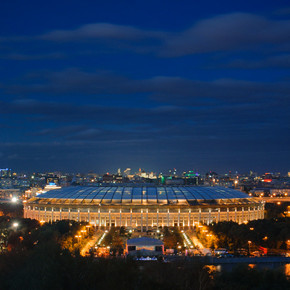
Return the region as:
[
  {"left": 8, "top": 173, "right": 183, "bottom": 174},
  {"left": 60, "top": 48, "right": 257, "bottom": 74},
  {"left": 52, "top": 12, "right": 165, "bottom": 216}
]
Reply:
[
  {"left": 165, "top": 178, "right": 184, "bottom": 185},
  {"left": 0, "top": 189, "right": 20, "bottom": 199}
]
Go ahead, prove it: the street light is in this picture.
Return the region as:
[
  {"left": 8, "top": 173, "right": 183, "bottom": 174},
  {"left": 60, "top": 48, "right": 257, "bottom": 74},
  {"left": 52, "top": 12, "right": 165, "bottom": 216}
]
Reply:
[
  {"left": 75, "top": 235, "right": 81, "bottom": 243},
  {"left": 13, "top": 222, "right": 19, "bottom": 229},
  {"left": 248, "top": 241, "right": 252, "bottom": 255},
  {"left": 11, "top": 197, "right": 18, "bottom": 203}
]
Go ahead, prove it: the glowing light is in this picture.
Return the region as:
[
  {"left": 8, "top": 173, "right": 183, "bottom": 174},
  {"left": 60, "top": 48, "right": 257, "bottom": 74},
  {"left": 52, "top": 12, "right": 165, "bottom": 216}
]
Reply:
[
  {"left": 97, "top": 232, "right": 107, "bottom": 246},
  {"left": 11, "top": 197, "right": 18, "bottom": 203}
]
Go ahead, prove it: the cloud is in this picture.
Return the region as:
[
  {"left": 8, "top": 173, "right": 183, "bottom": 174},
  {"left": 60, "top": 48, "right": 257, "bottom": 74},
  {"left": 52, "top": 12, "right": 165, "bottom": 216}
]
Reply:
[
  {"left": 4, "top": 69, "right": 290, "bottom": 106},
  {"left": 273, "top": 7, "right": 290, "bottom": 16},
  {"left": 0, "top": 52, "right": 65, "bottom": 60},
  {"left": 160, "top": 13, "right": 290, "bottom": 56},
  {"left": 2, "top": 13, "right": 290, "bottom": 59},
  {"left": 225, "top": 54, "right": 290, "bottom": 69},
  {"left": 38, "top": 14, "right": 290, "bottom": 57},
  {"left": 40, "top": 23, "right": 166, "bottom": 41}
]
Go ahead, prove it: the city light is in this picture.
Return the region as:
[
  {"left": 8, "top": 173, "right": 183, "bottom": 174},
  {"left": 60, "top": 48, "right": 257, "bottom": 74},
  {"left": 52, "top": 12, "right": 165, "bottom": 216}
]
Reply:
[
  {"left": 182, "top": 232, "right": 193, "bottom": 248},
  {"left": 11, "top": 197, "right": 18, "bottom": 203},
  {"left": 97, "top": 232, "right": 107, "bottom": 246}
]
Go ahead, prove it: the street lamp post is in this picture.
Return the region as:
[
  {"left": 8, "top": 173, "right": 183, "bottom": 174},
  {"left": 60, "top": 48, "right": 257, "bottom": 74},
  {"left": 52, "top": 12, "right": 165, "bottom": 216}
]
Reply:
[{"left": 248, "top": 241, "right": 252, "bottom": 255}]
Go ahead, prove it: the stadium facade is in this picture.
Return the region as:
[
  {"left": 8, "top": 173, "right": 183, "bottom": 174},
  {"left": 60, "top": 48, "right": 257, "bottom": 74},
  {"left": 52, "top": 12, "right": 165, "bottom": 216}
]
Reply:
[{"left": 24, "top": 186, "right": 264, "bottom": 229}]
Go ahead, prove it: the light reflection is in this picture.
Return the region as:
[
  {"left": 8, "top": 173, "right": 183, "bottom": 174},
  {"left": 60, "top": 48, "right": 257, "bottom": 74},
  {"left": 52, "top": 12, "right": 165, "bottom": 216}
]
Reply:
[
  {"left": 248, "top": 264, "right": 256, "bottom": 269},
  {"left": 285, "top": 264, "right": 290, "bottom": 277}
]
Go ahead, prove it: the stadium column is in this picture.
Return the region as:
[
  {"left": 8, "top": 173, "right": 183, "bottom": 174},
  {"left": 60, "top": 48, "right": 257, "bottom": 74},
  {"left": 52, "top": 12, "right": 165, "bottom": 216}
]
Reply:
[
  {"left": 178, "top": 209, "right": 180, "bottom": 227},
  {"left": 157, "top": 208, "right": 159, "bottom": 228},
  {"left": 218, "top": 208, "right": 220, "bottom": 222},
  {"left": 78, "top": 209, "right": 80, "bottom": 222},
  {"left": 88, "top": 209, "right": 90, "bottom": 222},
  {"left": 120, "top": 209, "right": 122, "bottom": 227},
  {"left": 226, "top": 208, "right": 229, "bottom": 221},
  {"left": 52, "top": 207, "right": 54, "bottom": 222},
  {"left": 146, "top": 209, "right": 149, "bottom": 231},
  {"left": 130, "top": 208, "right": 132, "bottom": 228},
  {"left": 98, "top": 208, "right": 101, "bottom": 229},
  {"left": 38, "top": 207, "right": 40, "bottom": 220},
  {"left": 60, "top": 208, "right": 62, "bottom": 220},
  {"left": 235, "top": 207, "right": 237, "bottom": 222},
  {"left": 198, "top": 208, "right": 201, "bottom": 224},
  {"left": 188, "top": 209, "right": 191, "bottom": 228},
  {"left": 207, "top": 209, "right": 211, "bottom": 225},
  {"left": 44, "top": 207, "right": 47, "bottom": 221},
  {"left": 167, "top": 209, "right": 169, "bottom": 227},
  {"left": 248, "top": 207, "right": 251, "bottom": 220},
  {"left": 141, "top": 209, "right": 143, "bottom": 232},
  {"left": 242, "top": 207, "right": 244, "bottom": 222},
  {"left": 109, "top": 209, "right": 111, "bottom": 228}
]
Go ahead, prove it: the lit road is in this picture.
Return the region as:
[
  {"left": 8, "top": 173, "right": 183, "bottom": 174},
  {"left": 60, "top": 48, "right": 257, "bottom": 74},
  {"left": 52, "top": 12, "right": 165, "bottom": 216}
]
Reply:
[
  {"left": 80, "top": 230, "right": 104, "bottom": 256},
  {"left": 186, "top": 229, "right": 205, "bottom": 249}
]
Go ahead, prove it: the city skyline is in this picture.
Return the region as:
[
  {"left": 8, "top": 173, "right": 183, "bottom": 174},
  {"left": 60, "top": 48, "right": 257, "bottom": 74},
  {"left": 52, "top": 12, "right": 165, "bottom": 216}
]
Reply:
[{"left": 1, "top": 1, "right": 290, "bottom": 173}]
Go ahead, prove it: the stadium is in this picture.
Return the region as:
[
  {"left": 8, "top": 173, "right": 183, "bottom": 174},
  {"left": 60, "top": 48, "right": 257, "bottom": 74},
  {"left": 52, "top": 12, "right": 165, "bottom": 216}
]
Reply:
[{"left": 24, "top": 186, "right": 264, "bottom": 229}]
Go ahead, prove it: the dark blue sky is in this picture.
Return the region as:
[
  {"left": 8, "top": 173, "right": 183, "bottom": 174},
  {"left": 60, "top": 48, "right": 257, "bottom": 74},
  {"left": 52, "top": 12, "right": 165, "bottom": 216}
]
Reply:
[{"left": 0, "top": 0, "right": 289, "bottom": 174}]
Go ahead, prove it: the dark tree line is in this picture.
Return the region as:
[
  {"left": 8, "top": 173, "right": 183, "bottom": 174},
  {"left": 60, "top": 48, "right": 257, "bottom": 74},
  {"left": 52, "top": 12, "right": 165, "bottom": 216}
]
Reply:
[
  {"left": 206, "top": 218, "right": 290, "bottom": 251},
  {"left": 0, "top": 244, "right": 289, "bottom": 290},
  {"left": 0, "top": 218, "right": 289, "bottom": 289}
]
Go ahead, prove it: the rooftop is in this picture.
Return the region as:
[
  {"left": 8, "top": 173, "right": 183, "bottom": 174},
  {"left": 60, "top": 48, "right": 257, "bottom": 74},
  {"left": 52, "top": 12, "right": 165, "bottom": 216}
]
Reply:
[{"left": 33, "top": 186, "right": 250, "bottom": 205}]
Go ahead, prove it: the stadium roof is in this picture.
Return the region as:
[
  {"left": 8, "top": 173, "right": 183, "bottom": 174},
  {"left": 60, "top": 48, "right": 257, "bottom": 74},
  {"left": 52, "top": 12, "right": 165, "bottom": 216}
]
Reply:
[{"left": 35, "top": 186, "right": 250, "bottom": 205}]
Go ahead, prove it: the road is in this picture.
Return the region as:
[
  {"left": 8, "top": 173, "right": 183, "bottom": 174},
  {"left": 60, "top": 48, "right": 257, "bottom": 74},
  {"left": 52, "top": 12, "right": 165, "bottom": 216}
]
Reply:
[
  {"left": 185, "top": 229, "right": 205, "bottom": 249},
  {"left": 80, "top": 230, "right": 104, "bottom": 256}
]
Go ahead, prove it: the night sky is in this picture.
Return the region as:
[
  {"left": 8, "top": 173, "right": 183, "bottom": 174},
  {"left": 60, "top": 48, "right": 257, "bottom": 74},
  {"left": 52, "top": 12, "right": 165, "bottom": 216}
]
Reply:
[{"left": 0, "top": 0, "right": 289, "bottom": 174}]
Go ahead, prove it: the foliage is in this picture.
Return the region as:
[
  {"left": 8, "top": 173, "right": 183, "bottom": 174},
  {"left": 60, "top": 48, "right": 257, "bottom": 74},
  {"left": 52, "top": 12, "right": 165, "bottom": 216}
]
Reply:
[
  {"left": 0, "top": 203, "right": 23, "bottom": 218},
  {"left": 202, "top": 218, "right": 290, "bottom": 252},
  {"left": 103, "top": 227, "right": 124, "bottom": 254},
  {"left": 265, "top": 202, "right": 290, "bottom": 219},
  {"left": 163, "top": 227, "right": 183, "bottom": 249},
  {"left": 0, "top": 218, "right": 288, "bottom": 289}
]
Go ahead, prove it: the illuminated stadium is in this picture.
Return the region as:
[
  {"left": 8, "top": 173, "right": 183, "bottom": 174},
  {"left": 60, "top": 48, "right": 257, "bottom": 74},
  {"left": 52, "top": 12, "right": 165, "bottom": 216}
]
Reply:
[{"left": 24, "top": 186, "right": 264, "bottom": 229}]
